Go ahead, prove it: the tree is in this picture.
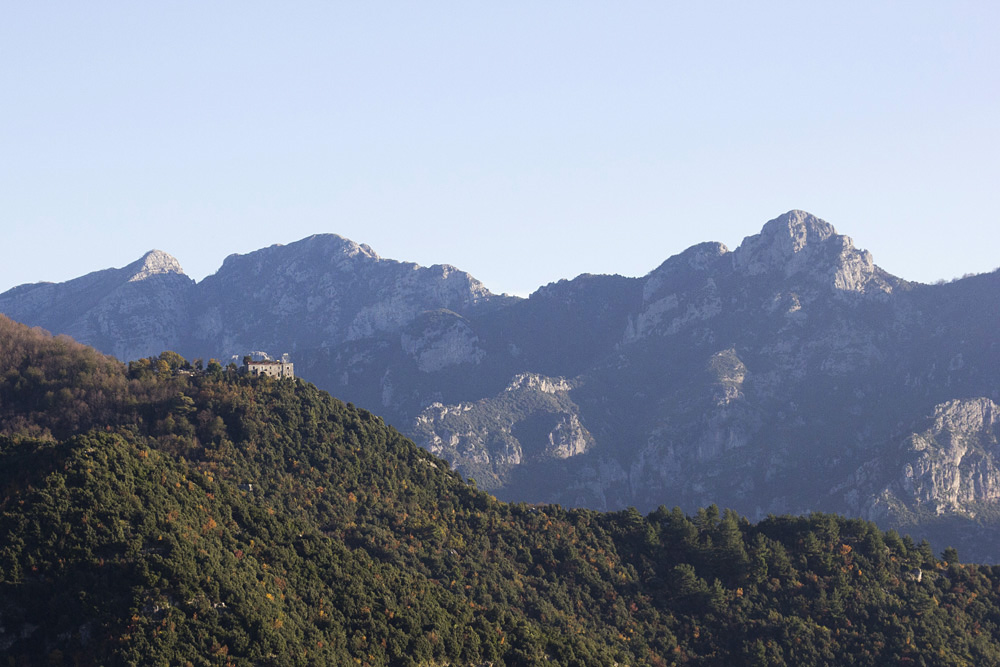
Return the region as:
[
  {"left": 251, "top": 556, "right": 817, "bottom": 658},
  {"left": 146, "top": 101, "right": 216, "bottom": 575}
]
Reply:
[{"left": 206, "top": 360, "right": 223, "bottom": 379}]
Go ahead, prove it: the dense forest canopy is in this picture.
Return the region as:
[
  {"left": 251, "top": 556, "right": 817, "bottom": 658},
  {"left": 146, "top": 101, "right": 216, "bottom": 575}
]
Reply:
[{"left": 2, "top": 314, "right": 1000, "bottom": 666}]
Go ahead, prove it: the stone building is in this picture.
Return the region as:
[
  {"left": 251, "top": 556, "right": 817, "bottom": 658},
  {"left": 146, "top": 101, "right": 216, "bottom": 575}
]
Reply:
[{"left": 244, "top": 358, "right": 294, "bottom": 379}]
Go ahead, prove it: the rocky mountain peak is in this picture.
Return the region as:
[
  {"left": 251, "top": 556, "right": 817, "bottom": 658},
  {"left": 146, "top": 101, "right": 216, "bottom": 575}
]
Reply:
[
  {"left": 731, "top": 210, "right": 890, "bottom": 295},
  {"left": 125, "top": 250, "right": 186, "bottom": 283},
  {"left": 216, "top": 233, "right": 381, "bottom": 276},
  {"left": 641, "top": 242, "right": 729, "bottom": 303},
  {"left": 732, "top": 210, "right": 838, "bottom": 275},
  {"left": 648, "top": 241, "right": 730, "bottom": 278},
  {"left": 762, "top": 209, "right": 836, "bottom": 250},
  {"left": 301, "top": 233, "right": 381, "bottom": 262}
]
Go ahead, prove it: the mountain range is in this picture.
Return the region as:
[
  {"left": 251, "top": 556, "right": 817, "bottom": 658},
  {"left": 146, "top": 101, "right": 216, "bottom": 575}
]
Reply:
[{"left": 3, "top": 210, "right": 998, "bottom": 560}]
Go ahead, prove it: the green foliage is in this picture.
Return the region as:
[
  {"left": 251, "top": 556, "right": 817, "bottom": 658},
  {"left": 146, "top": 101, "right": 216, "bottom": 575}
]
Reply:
[{"left": 3, "top": 314, "right": 1000, "bottom": 665}]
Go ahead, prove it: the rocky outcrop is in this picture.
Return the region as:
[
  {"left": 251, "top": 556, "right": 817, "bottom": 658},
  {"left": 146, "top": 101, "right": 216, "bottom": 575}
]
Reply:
[
  {"left": 127, "top": 250, "right": 186, "bottom": 282},
  {"left": 411, "top": 373, "right": 592, "bottom": 488},
  {"left": 867, "top": 399, "right": 1000, "bottom": 516}
]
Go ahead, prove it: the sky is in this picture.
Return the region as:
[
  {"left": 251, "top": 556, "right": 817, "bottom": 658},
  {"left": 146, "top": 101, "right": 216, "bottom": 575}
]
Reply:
[{"left": 2, "top": 2, "right": 998, "bottom": 297}]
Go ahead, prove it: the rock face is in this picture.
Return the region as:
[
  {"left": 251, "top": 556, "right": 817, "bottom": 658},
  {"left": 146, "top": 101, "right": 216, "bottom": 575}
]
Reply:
[
  {"left": 862, "top": 399, "right": 1000, "bottom": 517},
  {"left": 411, "top": 372, "right": 593, "bottom": 488},
  {"left": 3, "top": 210, "right": 999, "bottom": 559}
]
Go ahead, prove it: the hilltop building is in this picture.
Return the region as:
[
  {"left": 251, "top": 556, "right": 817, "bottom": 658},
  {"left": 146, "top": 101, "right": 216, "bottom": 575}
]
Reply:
[{"left": 243, "top": 354, "right": 294, "bottom": 379}]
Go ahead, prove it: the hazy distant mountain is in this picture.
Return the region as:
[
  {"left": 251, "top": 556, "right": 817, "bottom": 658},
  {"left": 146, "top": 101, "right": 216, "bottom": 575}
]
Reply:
[
  {"left": 3, "top": 211, "right": 998, "bottom": 558},
  {"left": 0, "top": 250, "right": 193, "bottom": 360}
]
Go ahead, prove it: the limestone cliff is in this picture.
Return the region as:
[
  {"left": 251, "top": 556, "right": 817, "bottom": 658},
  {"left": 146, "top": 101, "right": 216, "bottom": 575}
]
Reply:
[
  {"left": 411, "top": 372, "right": 593, "bottom": 488},
  {"left": 864, "top": 399, "right": 1000, "bottom": 518}
]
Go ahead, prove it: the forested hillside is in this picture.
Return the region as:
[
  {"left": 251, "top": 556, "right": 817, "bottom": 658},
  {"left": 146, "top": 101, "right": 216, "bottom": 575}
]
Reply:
[{"left": 3, "top": 314, "right": 1000, "bottom": 666}]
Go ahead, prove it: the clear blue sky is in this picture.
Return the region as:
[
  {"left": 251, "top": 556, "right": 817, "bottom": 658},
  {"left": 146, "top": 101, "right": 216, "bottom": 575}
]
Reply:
[{"left": 2, "top": 3, "right": 997, "bottom": 296}]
